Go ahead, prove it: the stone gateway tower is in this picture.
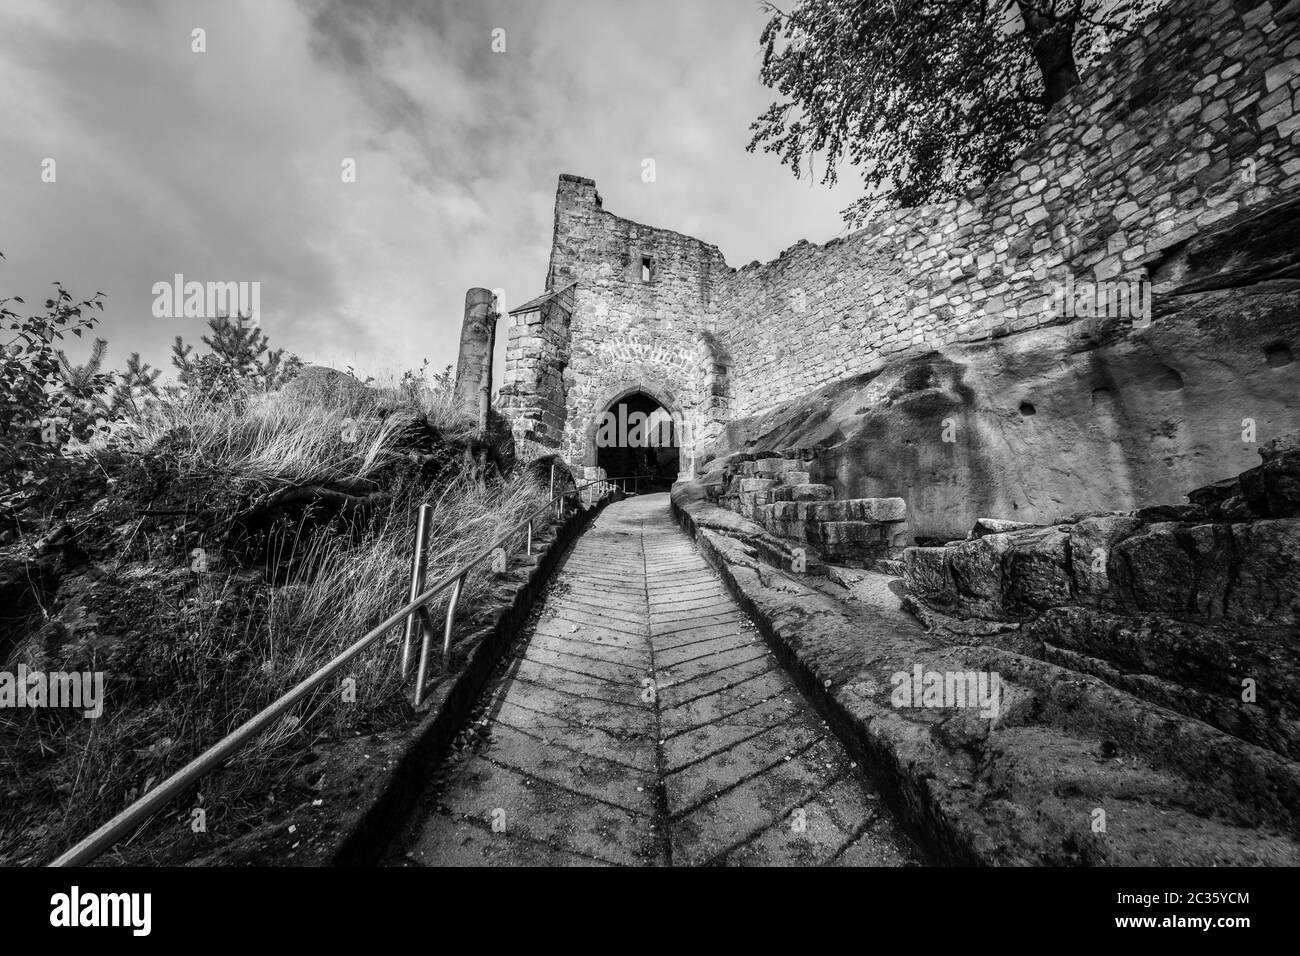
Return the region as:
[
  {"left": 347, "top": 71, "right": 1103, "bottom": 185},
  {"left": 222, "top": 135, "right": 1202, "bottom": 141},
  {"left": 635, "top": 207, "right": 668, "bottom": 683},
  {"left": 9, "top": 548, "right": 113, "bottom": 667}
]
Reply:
[{"left": 499, "top": 174, "right": 733, "bottom": 482}]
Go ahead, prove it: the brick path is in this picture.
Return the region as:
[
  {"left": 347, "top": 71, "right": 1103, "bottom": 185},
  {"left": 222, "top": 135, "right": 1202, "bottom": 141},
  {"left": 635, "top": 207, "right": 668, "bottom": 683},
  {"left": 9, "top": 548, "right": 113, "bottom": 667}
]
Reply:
[{"left": 386, "top": 493, "right": 919, "bottom": 866}]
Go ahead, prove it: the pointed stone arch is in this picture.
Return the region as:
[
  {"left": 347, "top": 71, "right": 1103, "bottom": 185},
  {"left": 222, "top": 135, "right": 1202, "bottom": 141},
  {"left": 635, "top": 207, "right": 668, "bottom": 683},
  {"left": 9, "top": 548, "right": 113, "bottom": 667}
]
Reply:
[{"left": 582, "top": 380, "right": 682, "bottom": 469}]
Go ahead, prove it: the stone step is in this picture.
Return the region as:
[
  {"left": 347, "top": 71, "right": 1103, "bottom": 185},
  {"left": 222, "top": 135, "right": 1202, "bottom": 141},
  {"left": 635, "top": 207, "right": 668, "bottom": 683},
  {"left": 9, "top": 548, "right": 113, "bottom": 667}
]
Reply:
[
  {"left": 738, "top": 456, "right": 809, "bottom": 478},
  {"left": 768, "top": 497, "right": 907, "bottom": 523},
  {"left": 968, "top": 517, "right": 1042, "bottom": 538},
  {"left": 779, "top": 471, "right": 811, "bottom": 485},
  {"left": 758, "top": 508, "right": 910, "bottom": 566},
  {"left": 818, "top": 520, "right": 891, "bottom": 563},
  {"left": 749, "top": 533, "right": 826, "bottom": 576},
  {"left": 771, "top": 483, "right": 833, "bottom": 502}
]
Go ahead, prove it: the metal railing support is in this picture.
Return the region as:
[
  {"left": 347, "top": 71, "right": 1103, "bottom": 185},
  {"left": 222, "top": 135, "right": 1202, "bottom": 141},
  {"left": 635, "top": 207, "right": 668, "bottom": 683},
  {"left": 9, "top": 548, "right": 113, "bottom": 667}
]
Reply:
[
  {"left": 525, "top": 518, "right": 532, "bottom": 555},
  {"left": 412, "top": 570, "right": 463, "bottom": 708},
  {"left": 441, "top": 574, "right": 465, "bottom": 664},
  {"left": 401, "top": 503, "right": 433, "bottom": 677}
]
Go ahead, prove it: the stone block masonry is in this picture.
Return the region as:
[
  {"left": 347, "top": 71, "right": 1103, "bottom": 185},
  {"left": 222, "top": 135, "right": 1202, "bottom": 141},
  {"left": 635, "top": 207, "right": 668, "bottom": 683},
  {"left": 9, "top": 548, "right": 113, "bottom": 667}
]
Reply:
[
  {"left": 713, "top": 0, "right": 1300, "bottom": 419},
  {"left": 706, "top": 453, "right": 910, "bottom": 568},
  {"left": 502, "top": 174, "right": 734, "bottom": 475}
]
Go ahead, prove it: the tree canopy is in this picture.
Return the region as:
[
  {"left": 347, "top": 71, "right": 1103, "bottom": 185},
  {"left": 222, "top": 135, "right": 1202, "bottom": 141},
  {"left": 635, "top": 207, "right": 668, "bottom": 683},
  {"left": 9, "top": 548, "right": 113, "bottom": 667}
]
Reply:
[{"left": 748, "top": 0, "right": 1159, "bottom": 224}]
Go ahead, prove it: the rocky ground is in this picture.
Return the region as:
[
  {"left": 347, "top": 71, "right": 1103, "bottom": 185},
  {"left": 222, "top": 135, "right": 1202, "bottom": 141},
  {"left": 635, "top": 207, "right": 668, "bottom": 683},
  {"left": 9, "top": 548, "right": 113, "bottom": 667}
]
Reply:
[{"left": 670, "top": 434, "right": 1300, "bottom": 865}]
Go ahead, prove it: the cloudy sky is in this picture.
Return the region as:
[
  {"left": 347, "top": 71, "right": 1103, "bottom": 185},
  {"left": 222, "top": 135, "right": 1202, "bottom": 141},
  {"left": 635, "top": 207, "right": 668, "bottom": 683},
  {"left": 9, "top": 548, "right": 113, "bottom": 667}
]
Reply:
[{"left": 0, "top": 0, "right": 857, "bottom": 385}]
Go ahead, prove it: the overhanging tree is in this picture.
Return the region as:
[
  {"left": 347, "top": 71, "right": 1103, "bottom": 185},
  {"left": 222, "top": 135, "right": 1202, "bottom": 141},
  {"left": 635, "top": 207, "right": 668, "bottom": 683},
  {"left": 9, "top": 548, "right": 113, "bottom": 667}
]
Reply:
[{"left": 748, "top": 0, "right": 1159, "bottom": 224}]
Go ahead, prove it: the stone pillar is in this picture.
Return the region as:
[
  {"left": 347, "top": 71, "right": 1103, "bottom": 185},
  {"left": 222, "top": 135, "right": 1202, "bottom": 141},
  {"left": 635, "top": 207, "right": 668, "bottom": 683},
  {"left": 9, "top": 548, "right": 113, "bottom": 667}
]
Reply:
[
  {"left": 453, "top": 287, "right": 497, "bottom": 414},
  {"left": 499, "top": 287, "right": 576, "bottom": 453}
]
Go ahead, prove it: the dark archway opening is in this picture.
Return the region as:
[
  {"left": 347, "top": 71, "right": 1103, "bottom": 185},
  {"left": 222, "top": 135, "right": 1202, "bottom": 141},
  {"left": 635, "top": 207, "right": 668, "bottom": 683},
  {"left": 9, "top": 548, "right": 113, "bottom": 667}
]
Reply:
[{"left": 594, "top": 391, "right": 679, "bottom": 491}]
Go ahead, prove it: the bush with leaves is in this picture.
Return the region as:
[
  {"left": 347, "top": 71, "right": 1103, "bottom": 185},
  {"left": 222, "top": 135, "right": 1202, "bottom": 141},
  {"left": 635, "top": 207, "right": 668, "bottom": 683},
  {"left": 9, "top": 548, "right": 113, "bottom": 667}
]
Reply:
[
  {"left": 1, "top": 275, "right": 112, "bottom": 499},
  {"left": 1, "top": 261, "right": 163, "bottom": 503}
]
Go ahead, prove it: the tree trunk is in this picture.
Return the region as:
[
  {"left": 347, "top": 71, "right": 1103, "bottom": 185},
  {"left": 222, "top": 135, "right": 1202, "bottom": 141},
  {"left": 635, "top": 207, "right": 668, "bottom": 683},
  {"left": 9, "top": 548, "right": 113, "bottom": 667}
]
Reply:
[{"left": 1017, "top": 1, "right": 1082, "bottom": 106}]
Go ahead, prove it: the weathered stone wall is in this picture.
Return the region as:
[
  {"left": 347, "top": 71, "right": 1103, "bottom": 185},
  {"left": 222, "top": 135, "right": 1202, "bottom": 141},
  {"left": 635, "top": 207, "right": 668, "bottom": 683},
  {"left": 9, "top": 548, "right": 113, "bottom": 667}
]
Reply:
[
  {"left": 703, "top": 233, "right": 1300, "bottom": 542},
  {"left": 712, "top": 0, "right": 1300, "bottom": 418},
  {"left": 532, "top": 174, "right": 733, "bottom": 475},
  {"left": 499, "top": 287, "right": 574, "bottom": 449}
]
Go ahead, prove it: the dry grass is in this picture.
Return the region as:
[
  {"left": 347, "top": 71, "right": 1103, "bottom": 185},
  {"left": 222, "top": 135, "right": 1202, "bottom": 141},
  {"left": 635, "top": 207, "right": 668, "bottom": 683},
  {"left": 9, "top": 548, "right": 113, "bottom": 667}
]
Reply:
[
  {"left": 1, "top": 374, "right": 546, "bottom": 864},
  {"left": 128, "top": 387, "right": 411, "bottom": 488}
]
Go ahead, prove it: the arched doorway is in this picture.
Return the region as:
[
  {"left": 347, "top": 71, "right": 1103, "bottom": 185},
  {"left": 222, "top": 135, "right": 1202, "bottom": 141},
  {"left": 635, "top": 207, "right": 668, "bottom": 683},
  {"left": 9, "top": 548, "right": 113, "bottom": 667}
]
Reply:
[{"left": 592, "top": 390, "right": 680, "bottom": 490}]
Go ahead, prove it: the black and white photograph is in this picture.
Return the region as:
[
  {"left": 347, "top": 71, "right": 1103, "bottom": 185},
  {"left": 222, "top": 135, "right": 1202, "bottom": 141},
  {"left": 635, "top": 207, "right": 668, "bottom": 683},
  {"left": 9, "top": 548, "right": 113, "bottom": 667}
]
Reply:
[{"left": 0, "top": 0, "right": 1294, "bottom": 937}]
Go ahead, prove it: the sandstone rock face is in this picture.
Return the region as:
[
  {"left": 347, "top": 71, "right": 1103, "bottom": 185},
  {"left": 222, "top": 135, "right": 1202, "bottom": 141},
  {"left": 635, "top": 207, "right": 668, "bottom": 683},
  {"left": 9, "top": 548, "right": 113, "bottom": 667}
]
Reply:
[
  {"left": 706, "top": 270, "right": 1300, "bottom": 542},
  {"left": 673, "top": 480, "right": 1300, "bottom": 866},
  {"left": 278, "top": 365, "right": 374, "bottom": 413},
  {"left": 901, "top": 440, "right": 1300, "bottom": 761}
]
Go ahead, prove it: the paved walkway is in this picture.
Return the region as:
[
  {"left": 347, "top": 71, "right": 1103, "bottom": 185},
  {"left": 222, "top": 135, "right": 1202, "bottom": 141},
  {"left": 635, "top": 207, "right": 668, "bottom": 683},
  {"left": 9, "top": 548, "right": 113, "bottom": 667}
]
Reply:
[{"left": 385, "top": 493, "right": 919, "bottom": 867}]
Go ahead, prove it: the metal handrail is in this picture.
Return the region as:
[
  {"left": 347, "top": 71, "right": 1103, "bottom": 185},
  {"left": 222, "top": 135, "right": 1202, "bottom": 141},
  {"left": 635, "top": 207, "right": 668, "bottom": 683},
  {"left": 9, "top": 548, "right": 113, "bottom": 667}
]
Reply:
[{"left": 48, "top": 471, "right": 645, "bottom": 867}]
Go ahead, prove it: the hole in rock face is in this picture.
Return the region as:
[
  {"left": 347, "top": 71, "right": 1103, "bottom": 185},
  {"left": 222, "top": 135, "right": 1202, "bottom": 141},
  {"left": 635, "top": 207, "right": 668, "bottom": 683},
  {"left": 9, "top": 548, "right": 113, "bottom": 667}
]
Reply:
[
  {"left": 1154, "top": 365, "right": 1184, "bottom": 391},
  {"left": 1019, "top": 401, "right": 1037, "bottom": 416},
  {"left": 1091, "top": 386, "right": 1114, "bottom": 405},
  {"left": 1265, "top": 342, "right": 1293, "bottom": 367}
]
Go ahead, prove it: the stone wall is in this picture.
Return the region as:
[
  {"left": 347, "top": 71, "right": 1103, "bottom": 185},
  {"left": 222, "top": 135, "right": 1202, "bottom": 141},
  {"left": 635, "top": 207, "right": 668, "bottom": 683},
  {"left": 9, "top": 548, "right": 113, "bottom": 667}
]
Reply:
[
  {"left": 702, "top": 238, "right": 1300, "bottom": 541},
  {"left": 712, "top": 0, "right": 1300, "bottom": 419},
  {"left": 499, "top": 285, "right": 574, "bottom": 449}
]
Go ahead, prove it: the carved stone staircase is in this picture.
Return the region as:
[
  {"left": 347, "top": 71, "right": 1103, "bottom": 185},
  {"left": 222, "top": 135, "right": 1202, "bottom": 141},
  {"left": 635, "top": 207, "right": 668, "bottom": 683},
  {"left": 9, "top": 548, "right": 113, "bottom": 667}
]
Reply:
[{"left": 704, "top": 453, "right": 910, "bottom": 572}]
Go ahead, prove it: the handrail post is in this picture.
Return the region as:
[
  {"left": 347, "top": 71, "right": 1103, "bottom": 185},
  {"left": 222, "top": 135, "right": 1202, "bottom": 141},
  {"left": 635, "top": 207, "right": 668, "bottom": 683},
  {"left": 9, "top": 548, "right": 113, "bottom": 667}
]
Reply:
[
  {"left": 442, "top": 573, "right": 465, "bottom": 666},
  {"left": 401, "top": 504, "right": 433, "bottom": 677},
  {"left": 413, "top": 570, "right": 462, "bottom": 708},
  {"left": 526, "top": 517, "right": 532, "bottom": 555}
]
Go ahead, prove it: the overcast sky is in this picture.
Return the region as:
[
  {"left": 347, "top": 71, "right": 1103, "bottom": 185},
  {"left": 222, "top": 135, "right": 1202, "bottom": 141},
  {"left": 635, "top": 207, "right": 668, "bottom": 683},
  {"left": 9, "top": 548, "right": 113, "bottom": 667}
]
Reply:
[{"left": 0, "top": 0, "right": 858, "bottom": 384}]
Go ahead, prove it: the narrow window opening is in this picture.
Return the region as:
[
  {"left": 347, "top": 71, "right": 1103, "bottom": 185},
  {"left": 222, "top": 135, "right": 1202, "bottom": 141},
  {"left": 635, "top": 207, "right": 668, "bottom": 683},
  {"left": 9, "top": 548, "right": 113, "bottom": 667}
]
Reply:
[{"left": 640, "top": 256, "right": 654, "bottom": 283}]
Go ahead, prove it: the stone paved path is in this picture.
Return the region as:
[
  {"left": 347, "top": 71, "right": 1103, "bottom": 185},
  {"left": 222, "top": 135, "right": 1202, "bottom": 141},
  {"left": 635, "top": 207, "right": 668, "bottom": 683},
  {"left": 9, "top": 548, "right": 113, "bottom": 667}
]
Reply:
[{"left": 385, "top": 493, "right": 920, "bottom": 867}]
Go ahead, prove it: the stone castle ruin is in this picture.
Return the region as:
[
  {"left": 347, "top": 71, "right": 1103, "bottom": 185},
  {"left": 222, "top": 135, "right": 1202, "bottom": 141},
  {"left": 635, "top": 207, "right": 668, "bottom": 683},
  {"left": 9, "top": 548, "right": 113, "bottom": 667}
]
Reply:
[{"left": 450, "top": 0, "right": 1299, "bottom": 542}]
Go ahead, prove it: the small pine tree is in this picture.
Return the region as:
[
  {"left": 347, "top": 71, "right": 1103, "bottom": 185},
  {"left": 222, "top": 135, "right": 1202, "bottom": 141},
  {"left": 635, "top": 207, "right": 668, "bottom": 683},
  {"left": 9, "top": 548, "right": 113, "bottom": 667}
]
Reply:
[
  {"left": 171, "top": 313, "right": 302, "bottom": 402},
  {"left": 56, "top": 337, "right": 109, "bottom": 399},
  {"left": 107, "top": 352, "right": 162, "bottom": 417}
]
